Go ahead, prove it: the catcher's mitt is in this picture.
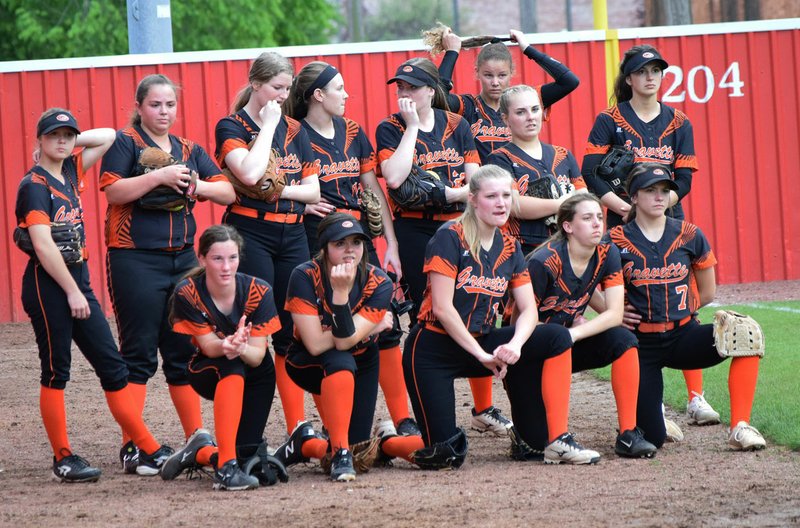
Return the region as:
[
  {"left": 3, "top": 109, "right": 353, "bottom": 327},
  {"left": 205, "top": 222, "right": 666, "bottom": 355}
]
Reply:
[
  {"left": 224, "top": 148, "right": 284, "bottom": 203},
  {"left": 359, "top": 187, "right": 384, "bottom": 238},
  {"left": 594, "top": 145, "right": 635, "bottom": 197},
  {"left": 13, "top": 222, "right": 83, "bottom": 264},
  {"left": 135, "top": 146, "right": 191, "bottom": 211},
  {"left": 422, "top": 22, "right": 512, "bottom": 57},
  {"left": 713, "top": 310, "right": 765, "bottom": 358},
  {"left": 387, "top": 165, "right": 448, "bottom": 211},
  {"left": 526, "top": 174, "right": 563, "bottom": 227}
]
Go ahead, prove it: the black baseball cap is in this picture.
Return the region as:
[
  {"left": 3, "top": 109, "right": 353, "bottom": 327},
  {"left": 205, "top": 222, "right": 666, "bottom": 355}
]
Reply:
[
  {"left": 387, "top": 63, "right": 437, "bottom": 88},
  {"left": 37, "top": 111, "right": 81, "bottom": 137},
  {"left": 628, "top": 165, "right": 678, "bottom": 196},
  {"left": 622, "top": 48, "right": 669, "bottom": 76},
  {"left": 318, "top": 213, "right": 369, "bottom": 247}
]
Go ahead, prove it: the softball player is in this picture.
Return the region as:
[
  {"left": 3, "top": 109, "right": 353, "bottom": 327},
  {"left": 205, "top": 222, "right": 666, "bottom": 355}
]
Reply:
[
  {"left": 17, "top": 109, "right": 172, "bottom": 482},
  {"left": 487, "top": 85, "right": 586, "bottom": 255},
  {"left": 522, "top": 194, "right": 656, "bottom": 458},
  {"left": 165, "top": 225, "right": 284, "bottom": 491},
  {"left": 215, "top": 52, "right": 320, "bottom": 437},
  {"left": 581, "top": 44, "right": 719, "bottom": 431},
  {"left": 609, "top": 163, "right": 765, "bottom": 450},
  {"left": 278, "top": 213, "right": 420, "bottom": 481},
  {"left": 377, "top": 58, "right": 513, "bottom": 435},
  {"left": 403, "top": 165, "right": 601, "bottom": 465},
  {"left": 99, "top": 74, "right": 235, "bottom": 471},
  {"left": 285, "top": 61, "right": 420, "bottom": 437},
  {"left": 438, "top": 28, "right": 580, "bottom": 163}
]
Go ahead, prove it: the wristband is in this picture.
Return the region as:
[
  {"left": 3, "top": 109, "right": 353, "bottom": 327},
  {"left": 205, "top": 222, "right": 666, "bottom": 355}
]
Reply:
[{"left": 331, "top": 302, "right": 356, "bottom": 338}]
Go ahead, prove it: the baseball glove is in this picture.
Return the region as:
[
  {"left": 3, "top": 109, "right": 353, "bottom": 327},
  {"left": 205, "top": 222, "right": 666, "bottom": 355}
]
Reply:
[
  {"left": 526, "top": 174, "right": 563, "bottom": 227},
  {"left": 713, "top": 310, "right": 765, "bottom": 358},
  {"left": 508, "top": 425, "right": 544, "bottom": 461},
  {"left": 422, "top": 22, "right": 512, "bottom": 56},
  {"left": 135, "top": 147, "right": 191, "bottom": 211},
  {"left": 13, "top": 222, "right": 83, "bottom": 264},
  {"left": 359, "top": 187, "right": 384, "bottom": 238},
  {"left": 594, "top": 145, "right": 635, "bottom": 197},
  {"left": 387, "top": 165, "right": 448, "bottom": 211},
  {"left": 224, "top": 148, "right": 284, "bottom": 203}
]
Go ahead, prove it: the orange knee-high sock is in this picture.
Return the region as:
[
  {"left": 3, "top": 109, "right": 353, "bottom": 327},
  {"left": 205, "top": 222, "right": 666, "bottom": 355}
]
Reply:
[
  {"left": 196, "top": 445, "right": 217, "bottom": 467},
  {"left": 40, "top": 386, "right": 71, "bottom": 460},
  {"left": 275, "top": 354, "right": 306, "bottom": 434},
  {"left": 381, "top": 435, "right": 425, "bottom": 462},
  {"left": 379, "top": 345, "right": 411, "bottom": 424},
  {"left": 105, "top": 387, "right": 159, "bottom": 455},
  {"left": 611, "top": 348, "right": 640, "bottom": 432},
  {"left": 469, "top": 376, "right": 493, "bottom": 412},
  {"left": 320, "top": 371, "right": 355, "bottom": 451},
  {"left": 729, "top": 356, "right": 760, "bottom": 426},
  {"left": 541, "top": 350, "right": 572, "bottom": 442},
  {"left": 168, "top": 384, "right": 203, "bottom": 440},
  {"left": 683, "top": 369, "right": 704, "bottom": 400},
  {"left": 311, "top": 393, "right": 326, "bottom": 425},
  {"left": 214, "top": 375, "right": 245, "bottom": 466},
  {"left": 301, "top": 437, "right": 329, "bottom": 460},
  {"left": 121, "top": 382, "right": 147, "bottom": 444}
]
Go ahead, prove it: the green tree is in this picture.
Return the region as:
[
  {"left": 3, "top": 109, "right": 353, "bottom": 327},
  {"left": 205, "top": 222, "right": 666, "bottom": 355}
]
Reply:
[
  {"left": 362, "top": 0, "right": 453, "bottom": 42},
  {"left": 0, "top": 0, "right": 340, "bottom": 61}
]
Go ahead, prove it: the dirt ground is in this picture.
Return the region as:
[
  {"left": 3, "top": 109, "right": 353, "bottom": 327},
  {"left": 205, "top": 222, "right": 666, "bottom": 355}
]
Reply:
[{"left": 1, "top": 281, "right": 799, "bottom": 528}]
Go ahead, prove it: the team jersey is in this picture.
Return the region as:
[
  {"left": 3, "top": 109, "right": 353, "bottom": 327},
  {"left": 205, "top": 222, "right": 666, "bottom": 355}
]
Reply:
[
  {"left": 581, "top": 102, "right": 697, "bottom": 216},
  {"left": 487, "top": 142, "right": 586, "bottom": 248},
  {"left": 284, "top": 260, "right": 392, "bottom": 354},
  {"left": 302, "top": 116, "right": 376, "bottom": 210},
  {"left": 15, "top": 152, "right": 89, "bottom": 261},
  {"left": 609, "top": 218, "right": 716, "bottom": 324},
  {"left": 528, "top": 238, "right": 623, "bottom": 327},
  {"left": 215, "top": 111, "right": 318, "bottom": 217},
  {"left": 375, "top": 108, "right": 478, "bottom": 216},
  {"left": 419, "top": 221, "right": 530, "bottom": 335},
  {"left": 99, "top": 126, "right": 226, "bottom": 250},
  {"left": 171, "top": 272, "right": 281, "bottom": 348}
]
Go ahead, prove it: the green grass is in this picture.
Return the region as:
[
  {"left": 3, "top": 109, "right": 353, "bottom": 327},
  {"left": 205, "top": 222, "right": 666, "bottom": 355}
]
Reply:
[{"left": 591, "top": 300, "right": 800, "bottom": 450}]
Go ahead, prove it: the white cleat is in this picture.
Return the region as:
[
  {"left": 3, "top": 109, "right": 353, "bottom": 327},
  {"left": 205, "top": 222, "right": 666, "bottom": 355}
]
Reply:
[{"left": 687, "top": 391, "right": 721, "bottom": 425}]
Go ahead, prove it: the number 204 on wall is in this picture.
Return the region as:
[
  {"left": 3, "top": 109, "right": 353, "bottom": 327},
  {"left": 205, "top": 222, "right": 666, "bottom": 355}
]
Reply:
[{"left": 662, "top": 62, "right": 744, "bottom": 103}]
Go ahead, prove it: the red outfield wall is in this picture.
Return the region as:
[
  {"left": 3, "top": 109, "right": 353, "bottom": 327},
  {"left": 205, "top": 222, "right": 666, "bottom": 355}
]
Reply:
[{"left": 0, "top": 19, "right": 798, "bottom": 322}]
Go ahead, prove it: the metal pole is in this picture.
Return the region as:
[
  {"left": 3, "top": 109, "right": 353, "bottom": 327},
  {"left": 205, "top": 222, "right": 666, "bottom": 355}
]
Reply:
[
  {"left": 593, "top": 0, "right": 618, "bottom": 103},
  {"left": 520, "top": 0, "right": 537, "bottom": 33},
  {"left": 566, "top": 0, "right": 572, "bottom": 31},
  {"left": 452, "top": 0, "right": 460, "bottom": 34},
  {"left": 127, "top": 0, "right": 174, "bottom": 54}
]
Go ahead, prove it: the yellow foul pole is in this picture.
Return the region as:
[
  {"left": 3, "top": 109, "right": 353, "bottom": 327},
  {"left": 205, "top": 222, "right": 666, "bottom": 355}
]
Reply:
[{"left": 593, "top": 0, "right": 619, "bottom": 104}]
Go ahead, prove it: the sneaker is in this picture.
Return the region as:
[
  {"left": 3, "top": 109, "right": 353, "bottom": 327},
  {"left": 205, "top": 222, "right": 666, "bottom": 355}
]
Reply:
[
  {"left": 161, "top": 428, "right": 214, "bottom": 480},
  {"left": 728, "top": 421, "right": 766, "bottom": 451},
  {"left": 508, "top": 425, "right": 544, "bottom": 462},
  {"left": 544, "top": 433, "right": 601, "bottom": 465},
  {"left": 615, "top": 428, "right": 657, "bottom": 458},
  {"left": 274, "top": 420, "right": 317, "bottom": 468},
  {"left": 373, "top": 420, "right": 398, "bottom": 467},
  {"left": 663, "top": 404, "right": 684, "bottom": 442},
  {"left": 212, "top": 459, "right": 259, "bottom": 491},
  {"left": 470, "top": 406, "right": 513, "bottom": 436},
  {"left": 687, "top": 391, "right": 721, "bottom": 425},
  {"left": 396, "top": 417, "right": 421, "bottom": 437},
  {"left": 136, "top": 444, "right": 174, "bottom": 476},
  {"left": 330, "top": 448, "right": 356, "bottom": 482},
  {"left": 119, "top": 441, "right": 139, "bottom": 474},
  {"left": 52, "top": 454, "right": 101, "bottom": 483}
]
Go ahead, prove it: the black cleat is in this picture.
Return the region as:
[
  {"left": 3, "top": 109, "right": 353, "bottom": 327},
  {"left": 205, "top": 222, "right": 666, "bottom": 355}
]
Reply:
[
  {"left": 136, "top": 444, "right": 174, "bottom": 476},
  {"left": 161, "top": 428, "right": 214, "bottom": 480},
  {"left": 52, "top": 454, "right": 101, "bottom": 483},
  {"left": 274, "top": 421, "right": 317, "bottom": 468},
  {"left": 615, "top": 427, "right": 657, "bottom": 459}
]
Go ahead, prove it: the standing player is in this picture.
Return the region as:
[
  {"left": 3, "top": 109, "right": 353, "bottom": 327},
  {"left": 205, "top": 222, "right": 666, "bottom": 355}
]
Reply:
[
  {"left": 278, "top": 213, "right": 423, "bottom": 481},
  {"left": 581, "top": 44, "right": 718, "bottom": 430},
  {"left": 100, "top": 75, "right": 235, "bottom": 472},
  {"left": 609, "top": 163, "right": 765, "bottom": 450},
  {"left": 438, "top": 28, "right": 580, "bottom": 163},
  {"left": 215, "top": 52, "right": 320, "bottom": 438},
  {"left": 487, "top": 85, "right": 585, "bottom": 255},
  {"left": 522, "top": 194, "right": 656, "bottom": 458},
  {"left": 165, "top": 225, "right": 287, "bottom": 491},
  {"left": 285, "top": 61, "right": 418, "bottom": 436},
  {"left": 377, "top": 58, "right": 512, "bottom": 436},
  {"left": 17, "top": 108, "right": 172, "bottom": 482},
  {"left": 403, "top": 165, "right": 601, "bottom": 466}
]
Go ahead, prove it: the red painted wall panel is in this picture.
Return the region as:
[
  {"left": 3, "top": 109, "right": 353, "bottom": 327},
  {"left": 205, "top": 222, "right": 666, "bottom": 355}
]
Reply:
[{"left": 0, "top": 21, "right": 797, "bottom": 322}]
